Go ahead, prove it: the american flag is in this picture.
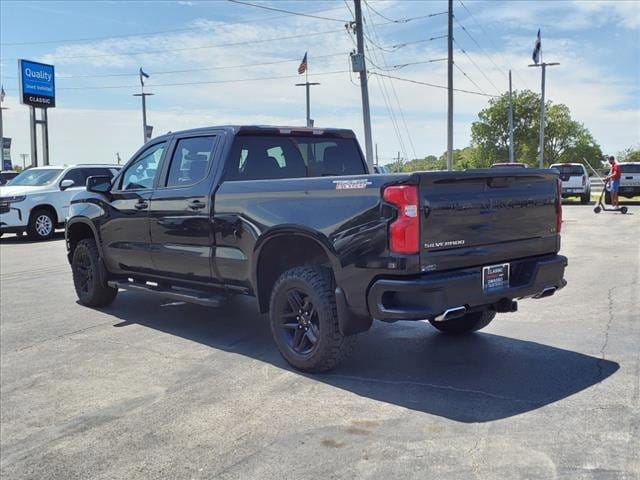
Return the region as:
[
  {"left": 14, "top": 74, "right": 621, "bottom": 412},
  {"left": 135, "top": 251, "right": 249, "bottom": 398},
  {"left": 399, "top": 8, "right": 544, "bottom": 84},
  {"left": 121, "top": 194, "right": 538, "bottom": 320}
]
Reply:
[{"left": 298, "top": 52, "right": 307, "bottom": 75}]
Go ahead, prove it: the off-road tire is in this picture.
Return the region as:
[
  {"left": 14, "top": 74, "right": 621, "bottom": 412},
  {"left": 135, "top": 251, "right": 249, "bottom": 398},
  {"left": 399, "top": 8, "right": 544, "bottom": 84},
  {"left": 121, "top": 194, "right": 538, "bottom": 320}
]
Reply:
[
  {"left": 269, "top": 266, "right": 355, "bottom": 372},
  {"left": 429, "top": 310, "right": 496, "bottom": 335},
  {"left": 27, "top": 208, "right": 55, "bottom": 241},
  {"left": 72, "top": 238, "right": 118, "bottom": 307}
]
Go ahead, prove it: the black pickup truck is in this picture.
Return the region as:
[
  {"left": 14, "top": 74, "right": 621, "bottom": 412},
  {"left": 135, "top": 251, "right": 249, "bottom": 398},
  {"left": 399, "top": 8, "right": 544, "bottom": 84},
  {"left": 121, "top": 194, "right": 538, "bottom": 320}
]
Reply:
[{"left": 66, "top": 125, "right": 567, "bottom": 372}]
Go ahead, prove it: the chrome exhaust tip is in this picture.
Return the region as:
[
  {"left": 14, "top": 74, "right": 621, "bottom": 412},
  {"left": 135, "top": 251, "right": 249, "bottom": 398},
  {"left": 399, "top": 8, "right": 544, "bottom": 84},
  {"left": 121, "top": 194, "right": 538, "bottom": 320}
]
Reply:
[
  {"left": 534, "top": 287, "right": 557, "bottom": 299},
  {"left": 434, "top": 306, "right": 467, "bottom": 322}
]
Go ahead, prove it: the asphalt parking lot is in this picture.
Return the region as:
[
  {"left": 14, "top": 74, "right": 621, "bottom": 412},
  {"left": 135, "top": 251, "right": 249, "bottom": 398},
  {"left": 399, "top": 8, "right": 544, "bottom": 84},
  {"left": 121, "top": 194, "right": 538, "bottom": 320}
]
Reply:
[{"left": 1, "top": 204, "right": 638, "bottom": 480}]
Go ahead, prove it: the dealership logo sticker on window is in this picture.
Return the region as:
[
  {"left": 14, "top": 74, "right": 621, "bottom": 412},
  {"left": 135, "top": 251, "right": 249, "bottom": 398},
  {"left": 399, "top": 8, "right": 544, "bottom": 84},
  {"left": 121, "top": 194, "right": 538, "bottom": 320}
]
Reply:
[{"left": 333, "top": 179, "right": 372, "bottom": 190}]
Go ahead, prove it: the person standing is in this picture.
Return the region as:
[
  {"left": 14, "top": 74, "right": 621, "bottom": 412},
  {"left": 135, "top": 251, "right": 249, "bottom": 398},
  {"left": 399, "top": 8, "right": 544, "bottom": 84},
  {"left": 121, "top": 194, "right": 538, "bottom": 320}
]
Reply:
[{"left": 605, "top": 155, "right": 622, "bottom": 207}]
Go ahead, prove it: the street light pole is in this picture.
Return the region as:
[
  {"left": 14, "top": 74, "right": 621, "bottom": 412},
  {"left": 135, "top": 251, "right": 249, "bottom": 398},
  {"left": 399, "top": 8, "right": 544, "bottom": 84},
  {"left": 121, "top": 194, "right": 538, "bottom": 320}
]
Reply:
[{"left": 528, "top": 61, "right": 559, "bottom": 167}]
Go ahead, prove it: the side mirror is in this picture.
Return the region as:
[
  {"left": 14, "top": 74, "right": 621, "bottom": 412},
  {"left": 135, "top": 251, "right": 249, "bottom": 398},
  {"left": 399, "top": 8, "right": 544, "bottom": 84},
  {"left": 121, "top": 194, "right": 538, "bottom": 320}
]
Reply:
[
  {"left": 86, "top": 175, "right": 112, "bottom": 194},
  {"left": 60, "top": 179, "right": 75, "bottom": 190}
]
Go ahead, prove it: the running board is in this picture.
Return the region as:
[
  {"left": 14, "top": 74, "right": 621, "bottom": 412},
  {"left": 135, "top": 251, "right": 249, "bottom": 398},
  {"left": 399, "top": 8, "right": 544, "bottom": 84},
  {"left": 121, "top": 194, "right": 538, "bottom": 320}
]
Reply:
[{"left": 107, "top": 280, "right": 225, "bottom": 307}]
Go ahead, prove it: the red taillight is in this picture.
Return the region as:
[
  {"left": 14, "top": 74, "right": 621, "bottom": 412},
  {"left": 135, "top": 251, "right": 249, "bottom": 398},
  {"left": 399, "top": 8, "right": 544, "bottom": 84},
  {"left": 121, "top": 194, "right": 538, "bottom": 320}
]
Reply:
[
  {"left": 383, "top": 185, "right": 420, "bottom": 254},
  {"left": 556, "top": 178, "right": 563, "bottom": 233},
  {"left": 582, "top": 175, "right": 587, "bottom": 186}
]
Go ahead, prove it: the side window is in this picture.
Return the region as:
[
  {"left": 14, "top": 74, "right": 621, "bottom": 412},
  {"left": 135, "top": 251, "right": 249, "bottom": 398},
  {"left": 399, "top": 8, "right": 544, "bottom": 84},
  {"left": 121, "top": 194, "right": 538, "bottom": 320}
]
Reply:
[
  {"left": 61, "top": 168, "right": 88, "bottom": 187},
  {"left": 120, "top": 143, "right": 166, "bottom": 190},
  {"left": 224, "top": 137, "right": 307, "bottom": 181},
  {"left": 166, "top": 136, "right": 216, "bottom": 188}
]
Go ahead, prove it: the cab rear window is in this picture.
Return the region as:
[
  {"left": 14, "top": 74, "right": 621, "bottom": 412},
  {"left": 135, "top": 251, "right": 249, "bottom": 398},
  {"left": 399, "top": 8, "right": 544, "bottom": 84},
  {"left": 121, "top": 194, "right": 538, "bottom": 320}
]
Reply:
[
  {"left": 620, "top": 164, "right": 640, "bottom": 173},
  {"left": 553, "top": 165, "right": 585, "bottom": 175},
  {"left": 223, "top": 135, "right": 366, "bottom": 181}
]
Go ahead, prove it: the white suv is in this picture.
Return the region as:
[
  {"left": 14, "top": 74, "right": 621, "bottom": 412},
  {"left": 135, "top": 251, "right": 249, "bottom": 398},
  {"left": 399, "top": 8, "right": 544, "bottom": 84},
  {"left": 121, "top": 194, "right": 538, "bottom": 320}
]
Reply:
[
  {"left": 550, "top": 163, "right": 591, "bottom": 204},
  {"left": 0, "top": 165, "right": 120, "bottom": 240}
]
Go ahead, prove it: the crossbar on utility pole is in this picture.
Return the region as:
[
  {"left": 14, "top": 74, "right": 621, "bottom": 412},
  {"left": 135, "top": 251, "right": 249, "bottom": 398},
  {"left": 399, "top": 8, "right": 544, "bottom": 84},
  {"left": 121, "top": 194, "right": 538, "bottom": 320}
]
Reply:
[
  {"left": 528, "top": 61, "right": 559, "bottom": 168},
  {"left": 446, "top": 0, "right": 454, "bottom": 171},
  {"left": 508, "top": 70, "right": 514, "bottom": 163},
  {"left": 353, "top": 0, "right": 374, "bottom": 170},
  {"left": 295, "top": 81, "right": 320, "bottom": 127}
]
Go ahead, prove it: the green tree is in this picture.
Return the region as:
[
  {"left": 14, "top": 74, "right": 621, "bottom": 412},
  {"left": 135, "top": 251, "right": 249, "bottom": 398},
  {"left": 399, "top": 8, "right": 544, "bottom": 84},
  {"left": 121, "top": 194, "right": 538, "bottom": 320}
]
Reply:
[
  {"left": 617, "top": 145, "right": 640, "bottom": 162},
  {"left": 471, "top": 90, "right": 602, "bottom": 167}
]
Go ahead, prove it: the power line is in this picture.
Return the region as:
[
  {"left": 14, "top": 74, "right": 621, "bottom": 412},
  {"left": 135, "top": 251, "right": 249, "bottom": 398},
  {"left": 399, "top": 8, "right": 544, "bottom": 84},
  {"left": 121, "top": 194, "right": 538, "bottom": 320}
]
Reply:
[
  {"left": 453, "top": 16, "right": 507, "bottom": 80},
  {"left": 457, "top": 0, "right": 531, "bottom": 89},
  {"left": 49, "top": 70, "right": 351, "bottom": 91},
  {"left": 453, "top": 63, "right": 488, "bottom": 96},
  {"left": 0, "top": 52, "right": 348, "bottom": 80},
  {"left": 0, "top": 5, "right": 351, "bottom": 46},
  {"left": 370, "top": 71, "right": 497, "bottom": 97},
  {"left": 363, "top": 12, "right": 408, "bottom": 160},
  {"left": 366, "top": 56, "right": 447, "bottom": 71},
  {"left": 227, "top": 0, "right": 348, "bottom": 22},
  {"left": 3, "top": 28, "right": 346, "bottom": 61},
  {"left": 453, "top": 38, "right": 502, "bottom": 94},
  {"left": 364, "top": 4, "right": 416, "bottom": 160},
  {"left": 345, "top": 0, "right": 408, "bottom": 161},
  {"left": 363, "top": 1, "right": 447, "bottom": 24}
]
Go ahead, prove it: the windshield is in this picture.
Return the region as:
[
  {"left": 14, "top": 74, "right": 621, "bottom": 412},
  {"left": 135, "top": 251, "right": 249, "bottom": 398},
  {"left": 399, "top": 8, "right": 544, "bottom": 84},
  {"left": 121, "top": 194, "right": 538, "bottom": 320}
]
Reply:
[{"left": 8, "top": 169, "right": 64, "bottom": 186}]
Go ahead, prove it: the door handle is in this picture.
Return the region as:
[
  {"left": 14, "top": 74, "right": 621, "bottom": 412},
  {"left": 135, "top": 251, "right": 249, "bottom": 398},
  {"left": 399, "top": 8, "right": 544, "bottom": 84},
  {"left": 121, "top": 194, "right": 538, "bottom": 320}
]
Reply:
[
  {"left": 134, "top": 200, "right": 148, "bottom": 210},
  {"left": 188, "top": 200, "right": 206, "bottom": 210}
]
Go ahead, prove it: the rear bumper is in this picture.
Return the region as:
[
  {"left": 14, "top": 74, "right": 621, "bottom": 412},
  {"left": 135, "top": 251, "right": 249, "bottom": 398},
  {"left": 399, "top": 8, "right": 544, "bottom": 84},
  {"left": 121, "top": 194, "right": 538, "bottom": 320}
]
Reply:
[
  {"left": 367, "top": 254, "right": 567, "bottom": 321},
  {"left": 561, "top": 187, "right": 588, "bottom": 196}
]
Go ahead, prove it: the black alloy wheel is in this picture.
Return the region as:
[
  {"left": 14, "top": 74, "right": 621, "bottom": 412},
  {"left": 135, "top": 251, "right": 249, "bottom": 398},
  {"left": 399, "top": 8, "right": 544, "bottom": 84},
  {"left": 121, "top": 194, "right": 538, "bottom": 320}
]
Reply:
[
  {"left": 269, "top": 266, "right": 355, "bottom": 372},
  {"left": 278, "top": 287, "right": 321, "bottom": 356}
]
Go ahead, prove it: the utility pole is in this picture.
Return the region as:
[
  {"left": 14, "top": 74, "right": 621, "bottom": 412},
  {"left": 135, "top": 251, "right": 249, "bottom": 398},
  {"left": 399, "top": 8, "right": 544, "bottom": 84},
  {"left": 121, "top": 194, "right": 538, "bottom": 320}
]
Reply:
[
  {"left": 375, "top": 143, "right": 379, "bottom": 167},
  {"left": 353, "top": 0, "right": 374, "bottom": 169},
  {"left": 295, "top": 81, "right": 320, "bottom": 127},
  {"left": 508, "top": 70, "right": 514, "bottom": 163},
  {"left": 529, "top": 61, "right": 559, "bottom": 167},
  {"left": 446, "top": 0, "right": 454, "bottom": 171}
]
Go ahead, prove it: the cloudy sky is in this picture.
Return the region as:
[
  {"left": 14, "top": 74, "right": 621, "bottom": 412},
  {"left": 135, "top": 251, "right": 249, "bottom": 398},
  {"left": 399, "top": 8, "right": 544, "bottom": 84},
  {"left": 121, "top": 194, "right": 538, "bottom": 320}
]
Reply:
[{"left": 0, "top": 0, "right": 638, "bottom": 167}]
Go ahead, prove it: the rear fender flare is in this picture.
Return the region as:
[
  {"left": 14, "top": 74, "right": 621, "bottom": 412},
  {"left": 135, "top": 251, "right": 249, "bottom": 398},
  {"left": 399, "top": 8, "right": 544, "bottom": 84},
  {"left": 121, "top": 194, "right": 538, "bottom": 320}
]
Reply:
[{"left": 251, "top": 226, "right": 342, "bottom": 290}]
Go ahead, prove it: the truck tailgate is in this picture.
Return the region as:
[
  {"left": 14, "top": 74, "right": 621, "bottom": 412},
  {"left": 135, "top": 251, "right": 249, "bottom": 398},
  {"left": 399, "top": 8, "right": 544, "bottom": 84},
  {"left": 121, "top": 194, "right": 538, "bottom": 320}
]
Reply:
[{"left": 418, "top": 170, "right": 560, "bottom": 271}]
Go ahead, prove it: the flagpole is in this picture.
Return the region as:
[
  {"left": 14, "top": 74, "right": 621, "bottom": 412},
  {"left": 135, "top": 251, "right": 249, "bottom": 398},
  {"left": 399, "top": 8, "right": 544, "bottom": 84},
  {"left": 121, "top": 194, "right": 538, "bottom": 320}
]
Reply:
[
  {"left": 508, "top": 70, "right": 514, "bottom": 163},
  {"left": 133, "top": 68, "right": 153, "bottom": 144},
  {"left": 528, "top": 30, "right": 559, "bottom": 168},
  {"left": 305, "top": 59, "right": 310, "bottom": 127},
  {"left": 295, "top": 53, "right": 319, "bottom": 128}
]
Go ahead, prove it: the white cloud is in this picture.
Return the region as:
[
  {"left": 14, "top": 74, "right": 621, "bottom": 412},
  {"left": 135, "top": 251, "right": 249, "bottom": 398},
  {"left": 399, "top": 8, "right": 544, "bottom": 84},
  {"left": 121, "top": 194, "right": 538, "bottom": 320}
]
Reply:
[{"left": 1, "top": 0, "right": 638, "bottom": 166}]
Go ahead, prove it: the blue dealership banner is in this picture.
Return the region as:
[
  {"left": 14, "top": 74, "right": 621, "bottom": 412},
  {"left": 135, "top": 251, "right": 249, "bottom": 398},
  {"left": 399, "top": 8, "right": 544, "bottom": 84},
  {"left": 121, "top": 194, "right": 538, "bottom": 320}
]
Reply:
[{"left": 18, "top": 59, "right": 56, "bottom": 108}]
